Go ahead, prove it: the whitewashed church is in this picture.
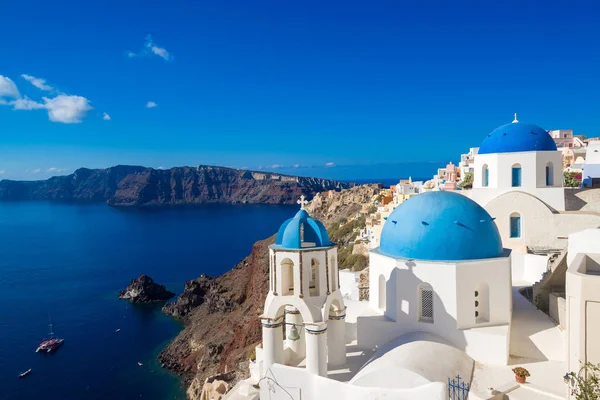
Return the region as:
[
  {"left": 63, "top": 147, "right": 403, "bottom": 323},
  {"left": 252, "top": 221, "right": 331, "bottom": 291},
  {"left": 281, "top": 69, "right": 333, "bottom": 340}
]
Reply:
[{"left": 226, "top": 117, "right": 600, "bottom": 400}]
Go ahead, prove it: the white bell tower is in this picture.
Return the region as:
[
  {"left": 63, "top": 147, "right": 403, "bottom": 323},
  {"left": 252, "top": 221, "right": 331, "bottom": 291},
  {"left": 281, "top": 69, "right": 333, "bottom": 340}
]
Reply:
[{"left": 260, "top": 195, "right": 346, "bottom": 377}]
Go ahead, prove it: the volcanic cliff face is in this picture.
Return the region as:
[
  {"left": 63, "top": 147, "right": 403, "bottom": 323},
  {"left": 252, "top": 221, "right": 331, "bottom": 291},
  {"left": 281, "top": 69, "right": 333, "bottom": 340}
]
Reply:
[
  {"left": 158, "top": 185, "right": 379, "bottom": 398},
  {"left": 0, "top": 165, "right": 353, "bottom": 206}
]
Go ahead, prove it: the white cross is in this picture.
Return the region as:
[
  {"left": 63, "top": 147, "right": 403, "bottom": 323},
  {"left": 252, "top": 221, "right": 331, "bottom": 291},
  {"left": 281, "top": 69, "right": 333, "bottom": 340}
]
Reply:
[{"left": 297, "top": 195, "right": 308, "bottom": 210}]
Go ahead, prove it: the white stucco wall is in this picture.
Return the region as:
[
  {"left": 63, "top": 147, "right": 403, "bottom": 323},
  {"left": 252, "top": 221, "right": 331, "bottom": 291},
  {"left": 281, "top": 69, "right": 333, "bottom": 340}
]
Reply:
[
  {"left": 472, "top": 150, "right": 565, "bottom": 211},
  {"left": 260, "top": 363, "right": 446, "bottom": 400},
  {"left": 511, "top": 252, "right": 549, "bottom": 284},
  {"left": 566, "top": 230, "right": 600, "bottom": 384},
  {"left": 482, "top": 191, "right": 600, "bottom": 250},
  {"left": 339, "top": 270, "right": 360, "bottom": 301},
  {"left": 363, "top": 250, "right": 511, "bottom": 364}
]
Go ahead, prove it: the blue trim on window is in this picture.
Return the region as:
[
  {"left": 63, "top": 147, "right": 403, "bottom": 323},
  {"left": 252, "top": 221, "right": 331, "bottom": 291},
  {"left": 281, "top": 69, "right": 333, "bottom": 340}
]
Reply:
[
  {"left": 512, "top": 167, "right": 522, "bottom": 187},
  {"left": 510, "top": 216, "right": 521, "bottom": 238},
  {"left": 483, "top": 167, "right": 489, "bottom": 187}
]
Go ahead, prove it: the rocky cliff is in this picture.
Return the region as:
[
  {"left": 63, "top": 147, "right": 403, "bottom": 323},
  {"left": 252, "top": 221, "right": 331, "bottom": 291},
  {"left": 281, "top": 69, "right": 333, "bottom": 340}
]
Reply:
[
  {"left": 158, "top": 184, "right": 379, "bottom": 398},
  {"left": 119, "top": 274, "right": 175, "bottom": 303},
  {"left": 0, "top": 165, "right": 353, "bottom": 206}
]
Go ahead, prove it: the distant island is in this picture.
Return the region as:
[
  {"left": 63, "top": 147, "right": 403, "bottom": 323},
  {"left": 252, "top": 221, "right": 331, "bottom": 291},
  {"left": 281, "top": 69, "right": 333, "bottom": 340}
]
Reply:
[{"left": 0, "top": 165, "right": 353, "bottom": 206}]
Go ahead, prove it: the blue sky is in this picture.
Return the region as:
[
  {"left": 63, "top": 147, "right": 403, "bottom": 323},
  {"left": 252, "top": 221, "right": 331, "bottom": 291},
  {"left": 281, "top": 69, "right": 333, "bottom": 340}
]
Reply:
[{"left": 1, "top": 0, "right": 599, "bottom": 181}]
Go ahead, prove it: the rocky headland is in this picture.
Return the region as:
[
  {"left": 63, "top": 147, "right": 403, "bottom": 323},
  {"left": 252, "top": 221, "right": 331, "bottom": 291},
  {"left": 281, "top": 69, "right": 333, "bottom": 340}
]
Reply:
[
  {"left": 119, "top": 274, "right": 175, "bottom": 303},
  {"left": 157, "top": 184, "right": 380, "bottom": 399},
  {"left": 0, "top": 165, "right": 353, "bottom": 206}
]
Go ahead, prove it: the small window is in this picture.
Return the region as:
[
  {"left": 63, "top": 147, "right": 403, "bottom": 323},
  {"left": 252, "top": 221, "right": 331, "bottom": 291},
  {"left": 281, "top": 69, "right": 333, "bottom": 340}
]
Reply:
[
  {"left": 510, "top": 213, "right": 521, "bottom": 238},
  {"left": 546, "top": 163, "right": 554, "bottom": 186},
  {"left": 512, "top": 165, "right": 522, "bottom": 187},
  {"left": 419, "top": 284, "right": 434, "bottom": 323},
  {"left": 482, "top": 164, "right": 489, "bottom": 187}
]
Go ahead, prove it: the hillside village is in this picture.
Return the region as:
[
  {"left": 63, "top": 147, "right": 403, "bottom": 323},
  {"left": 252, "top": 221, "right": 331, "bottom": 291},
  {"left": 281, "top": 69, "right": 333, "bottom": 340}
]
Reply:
[{"left": 209, "top": 116, "right": 600, "bottom": 400}]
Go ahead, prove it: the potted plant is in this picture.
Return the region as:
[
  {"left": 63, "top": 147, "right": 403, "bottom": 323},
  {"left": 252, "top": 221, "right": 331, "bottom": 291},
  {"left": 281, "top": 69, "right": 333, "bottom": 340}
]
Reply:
[{"left": 512, "top": 367, "right": 530, "bottom": 384}]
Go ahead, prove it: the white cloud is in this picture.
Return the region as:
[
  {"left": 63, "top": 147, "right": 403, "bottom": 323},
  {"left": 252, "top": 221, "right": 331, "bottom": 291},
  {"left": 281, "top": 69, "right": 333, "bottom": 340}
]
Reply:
[
  {"left": 157, "top": 165, "right": 166, "bottom": 170},
  {"left": 150, "top": 45, "right": 170, "bottom": 61},
  {"left": 325, "top": 162, "right": 335, "bottom": 167},
  {"left": 270, "top": 164, "right": 283, "bottom": 169},
  {"left": 293, "top": 164, "right": 300, "bottom": 168},
  {"left": 12, "top": 97, "right": 45, "bottom": 110},
  {"left": 103, "top": 112, "right": 111, "bottom": 121},
  {"left": 0, "top": 75, "right": 20, "bottom": 99},
  {"left": 146, "top": 101, "right": 157, "bottom": 108},
  {"left": 46, "top": 167, "right": 68, "bottom": 173},
  {"left": 1, "top": 74, "right": 93, "bottom": 124},
  {"left": 43, "top": 95, "right": 93, "bottom": 124},
  {"left": 32, "top": 168, "right": 42, "bottom": 174},
  {"left": 21, "top": 74, "right": 53, "bottom": 91},
  {"left": 0, "top": 170, "right": 4, "bottom": 175},
  {"left": 127, "top": 35, "right": 172, "bottom": 61}
]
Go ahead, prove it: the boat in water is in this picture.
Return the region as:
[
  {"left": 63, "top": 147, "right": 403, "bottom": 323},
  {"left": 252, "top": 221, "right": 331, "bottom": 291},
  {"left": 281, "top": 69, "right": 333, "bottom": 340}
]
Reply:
[
  {"left": 19, "top": 369, "right": 32, "bottom": 378},
  {"left": 36, "top": 318, "right": 64, "bottom": 353}
]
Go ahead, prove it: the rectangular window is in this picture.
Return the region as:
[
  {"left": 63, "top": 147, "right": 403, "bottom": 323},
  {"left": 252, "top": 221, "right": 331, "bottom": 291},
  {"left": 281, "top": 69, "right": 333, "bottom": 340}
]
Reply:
[
  {"left": 510, "top": 216, "right": 521, "bottom": 238},
  {"left": 420, "top": 288, "right": 434, "bottom": 323},
  {"left": 512, "top": 167, "right": 522, "bottom": 187},
  {"left": 483, "top": 168, "right": 489, "bottom": 187},
  {"left": 546, "top": 166, "right": 550, "bottom": 186}
]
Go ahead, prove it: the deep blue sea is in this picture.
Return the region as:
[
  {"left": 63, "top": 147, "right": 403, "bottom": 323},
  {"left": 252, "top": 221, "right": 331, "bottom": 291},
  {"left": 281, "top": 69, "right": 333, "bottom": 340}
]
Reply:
[{"left": 0, "top": 202, "right": 296, "bottom": 400}]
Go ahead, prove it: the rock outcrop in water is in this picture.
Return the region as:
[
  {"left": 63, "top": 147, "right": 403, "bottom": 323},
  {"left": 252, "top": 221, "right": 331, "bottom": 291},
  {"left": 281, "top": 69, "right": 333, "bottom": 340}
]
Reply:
[
  {"left": 119, "top": 275, "right": 175, "bottom": 303},
  {"left": 158, "top": 185, "right": 380, "bottom": 398},
  {"left": 0, "top": 165, "right": 353, "bottom": 206}
]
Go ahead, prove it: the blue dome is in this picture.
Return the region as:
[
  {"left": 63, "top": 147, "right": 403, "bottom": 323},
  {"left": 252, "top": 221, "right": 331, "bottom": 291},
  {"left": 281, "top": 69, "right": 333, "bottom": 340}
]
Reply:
[
  {"left": 275, "top": 209, "right": 332, "bottom": 249},
  {"left": 478, "top": 122, "right": 557, "bottom": 155},
  {"left": 379, "top": 192, "right": 503, "bottom": 261}
]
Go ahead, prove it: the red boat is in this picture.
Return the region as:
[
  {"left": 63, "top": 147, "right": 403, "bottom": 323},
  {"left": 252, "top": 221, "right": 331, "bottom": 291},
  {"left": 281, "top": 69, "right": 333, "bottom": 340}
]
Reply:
[{"left": 36, "top": 318, "right": 64, "bottom": 353}]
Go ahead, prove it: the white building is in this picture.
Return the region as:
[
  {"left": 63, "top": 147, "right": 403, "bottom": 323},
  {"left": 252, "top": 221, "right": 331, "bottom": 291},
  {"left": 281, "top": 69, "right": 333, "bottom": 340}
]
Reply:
[
  {"left": 259, "top": 197, "right": 346, "bottom": 378},
  {"left": 458, "top": 147, "right": 479, "bottom": 182},
  {"left": 469, "top": 116, "right": 600, "bottom": 252},
  {"left": 363, "top": 191, "right": 513, "bottom": 365},
  {"left": 582, "top": 141, "right": 600, "bottom": 188}
]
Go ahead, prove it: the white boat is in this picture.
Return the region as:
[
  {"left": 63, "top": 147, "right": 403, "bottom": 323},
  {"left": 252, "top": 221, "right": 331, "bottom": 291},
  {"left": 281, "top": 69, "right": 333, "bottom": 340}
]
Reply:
[
  {"left": 115, "top": 328, "right": 121, "bottom": 333},
  {"left": 19, "top": 369, "right": 32, "bottom": 378}
]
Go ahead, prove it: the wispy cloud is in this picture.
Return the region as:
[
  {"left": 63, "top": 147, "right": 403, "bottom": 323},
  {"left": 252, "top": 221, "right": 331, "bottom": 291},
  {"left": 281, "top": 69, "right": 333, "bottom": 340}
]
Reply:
[
  {"left": 293, "top": 164, "right": 300, "bottom": 168},
  {"left": 1, "top": 74, "right": 93, "bottom": 123},
  {"left": 270, "top": 164, "right": 283, "bottom": 169},
  {"left": 325, "top": 162, "right": 336, "bottom": 167},
  {"left": 12, "top": 97, "right": 45, "bottom": 110},
  {"left": 0, "top": 170, "right": 5, "bottom": 175},
  {"left": 146, "top": 101, "right": 157, "bottom": 108},
  {"left": 21, "top": 74, "right": 53, "bottom": 91},
  {"left": 32, "top": 168, "right": 42, "bottom": 174},
  {"left": 0, "top": 75, "right": 20, "bottom": 99},
  {"left": 127, "top": 35, "right": 172, "bottom": 61},
  {"left": 46, "top": 167, "right": 69, "bottom": 173},
  {"left": 103, "top": 112, "right": 111, "bottom": 121},
  {"left": 157, "top": 165, "right": 166, "bottom": 170}
]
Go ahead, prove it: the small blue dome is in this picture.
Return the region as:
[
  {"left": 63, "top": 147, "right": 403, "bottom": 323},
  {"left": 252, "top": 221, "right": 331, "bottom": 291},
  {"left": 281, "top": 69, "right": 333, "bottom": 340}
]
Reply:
[
  {"left": 276, "top": 209, "right": 332, "bottom": 249},
  {"left": 379, "top": 192, "right": 503, "bottom": 261},
  {"left": 479, "top": 122, "right": 557, "bottom": 155}
]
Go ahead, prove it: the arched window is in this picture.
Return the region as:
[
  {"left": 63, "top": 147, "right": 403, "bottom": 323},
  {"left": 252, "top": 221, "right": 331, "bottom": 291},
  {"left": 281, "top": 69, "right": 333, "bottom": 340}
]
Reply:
[
  {"left": 512, "top": 164, "right": 522, "bottom": 187},
  {"left": 475, "top": 283, "right": 490, "bottom": 324},
  {"left": 310, "top": 258, "right": 320, "bottom": 296},
  {"left": 482, "top": 164, "right": 489, "bottom": 187},
  {"left": 418, "top": 283, "right": 434, "bottom": 323},
  {"left": 281, "top": 258, "right": 295, "bottom": 295},
  {"left": 546, "top": 162, "right": 554, "bottom": 186},
  {"left": 510, "top": 212, "right": 521, "bottom": 238},
  {"left": 378, "top": 274, "right": 386, "bottom": 311}
]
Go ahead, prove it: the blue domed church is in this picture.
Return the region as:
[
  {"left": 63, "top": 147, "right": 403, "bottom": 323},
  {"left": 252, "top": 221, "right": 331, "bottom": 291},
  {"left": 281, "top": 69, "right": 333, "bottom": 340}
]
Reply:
[{"left": 362, "top": 191, "right": 513, "bottom": 365}]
